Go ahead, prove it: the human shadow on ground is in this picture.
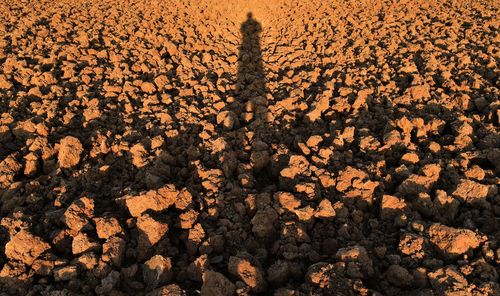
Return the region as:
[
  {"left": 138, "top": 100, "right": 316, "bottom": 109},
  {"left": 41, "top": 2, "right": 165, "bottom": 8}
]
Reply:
[{"left": 235, "top": 12, "right": 267, "bottom": 124}]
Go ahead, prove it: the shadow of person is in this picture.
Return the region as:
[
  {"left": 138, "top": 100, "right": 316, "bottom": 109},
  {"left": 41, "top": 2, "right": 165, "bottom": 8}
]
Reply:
[
  {"left": 236, "top": 12, "right": 268, "bottom": 130},
  {"left": 225, "top": 12, "right": 279, "bottom": 190}
]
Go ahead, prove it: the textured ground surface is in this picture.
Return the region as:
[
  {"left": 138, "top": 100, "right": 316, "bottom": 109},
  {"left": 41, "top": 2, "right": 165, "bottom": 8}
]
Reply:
[{"left": 0, "top": 0, "right": 499, "bottom": 295}]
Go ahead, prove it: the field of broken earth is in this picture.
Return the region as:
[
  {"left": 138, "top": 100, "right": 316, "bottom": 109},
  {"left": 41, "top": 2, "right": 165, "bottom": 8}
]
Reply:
[{"left": 0, "top": 0, "right": 499, "bottom": 295}]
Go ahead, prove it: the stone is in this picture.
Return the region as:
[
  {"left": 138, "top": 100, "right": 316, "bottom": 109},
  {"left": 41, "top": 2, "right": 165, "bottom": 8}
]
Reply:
[
  {"left": 434, "top": 190, "right": 460, "bottom": 222},
  {"left": 251, "top": 208, "right": 278, "bottom": 238},
  {"left": 428, "top": 223, "right": 481, "bottom": 260},
  {"left": 137, "top": 214, "right": 169, "bottom": 248},
  {"left": 53, "top": 265, "right": 78, "bottom": 282},
  {"left": 250, "top": 150, "right": 270, "bottom": 171},
  {"left": 58, "top": 136, "right": 83, "bottom": 168},
  {"left": 385, "top": 264, "right": 413, "bottom": 287},
  {"left": 94, "top": 217, "right": 123, "bottom": 239},
  {"left": 141, "top": 82, "right": 157, "bottom": 94},
  {"left": 102, "top": 236, "right": 126, "bottom": 267},
  {"left": 398, "top": 164, "right": 441, "bottom": 196},
  {"left": 118, "top": 185, "right": 178, "bottom": 217},
  {"left": 380, "top": 195, "right": 409, "bottom": 220},
  {"left": 314, "top": 199, "right": 335, "bottom": 219},
  {"left": 274, "top": 191, "right": 301, "bottom": 211},
  {"left": 452, "top": 179, "right": 496, "bottom": 208},
  {"left": 63, "top": 197, "right": 95, "bottom": 232},
  {"left": 72, "top": 233, "right": 99, "bottom": 255},
  {"left": 267, "top": 261, "right": 290, "bottom": 285},
  {"left": 5, "top": 230, "right": 50, "bottom": 265},
  {"left": 280, "top": 155, "right": 310, "bottom": 179},
  {"left": 305, "top": 262, "right": 334, "bottom": 286},
  {"left": 335, "top": 245, "right": 374, "bottom": 277},
  {"left": 147, "top": 284, "right": 186, "bottom": 296},
  {"left": 408, "top": 84, "right": 430, "bottom": 100},
  {"left": 201, "top": 271, "right": 235, "bottom": 296},
  {"left": 143, "top": 255, "right": 173, "bottom": 290},
  {"left": 130, "top": 143, "right": 148, "bottom": 168},
  {"left": 305, "top": 90, "right": 331, "bottom": 122},
  {"left": 428, "top": 266, "right": 468, "bottom": 295},
  {"left": 228, "top": 255, "right": 266, "bottom": 292},
  {"left": 216, "top": 111, "right": 238, "bottom": 130},
  {"left": 95, "top": 270, "right": 120, "bottom": 294}
]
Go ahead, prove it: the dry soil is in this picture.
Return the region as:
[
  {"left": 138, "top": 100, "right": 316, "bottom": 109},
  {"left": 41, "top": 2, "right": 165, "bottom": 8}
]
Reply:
[{"left": 0, "top": 0, "right": 499, "bottom": 295}]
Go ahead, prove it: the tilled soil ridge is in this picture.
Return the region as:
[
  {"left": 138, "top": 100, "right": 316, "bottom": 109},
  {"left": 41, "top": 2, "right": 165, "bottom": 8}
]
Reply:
[{"left": 0, "top": 0, "right": 499, "bottom": 295}]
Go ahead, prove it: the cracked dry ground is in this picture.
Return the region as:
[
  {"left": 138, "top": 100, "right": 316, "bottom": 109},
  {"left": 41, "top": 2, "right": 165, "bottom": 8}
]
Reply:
[{"left": 0, "top": 0, "right": 499, "bottom": 295}]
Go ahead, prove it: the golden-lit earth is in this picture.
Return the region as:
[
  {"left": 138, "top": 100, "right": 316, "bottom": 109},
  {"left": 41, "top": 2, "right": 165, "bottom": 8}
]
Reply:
[{"left": 0, "top": 0, "right": 499, "bottom": 295}]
